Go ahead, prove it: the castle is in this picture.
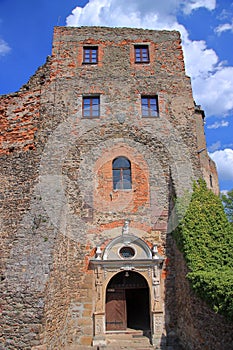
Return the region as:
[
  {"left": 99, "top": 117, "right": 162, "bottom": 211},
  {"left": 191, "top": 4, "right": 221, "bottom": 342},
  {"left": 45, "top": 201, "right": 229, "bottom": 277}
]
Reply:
[{"left": 1, "top": 26, "right": 232, "bottom": 350}]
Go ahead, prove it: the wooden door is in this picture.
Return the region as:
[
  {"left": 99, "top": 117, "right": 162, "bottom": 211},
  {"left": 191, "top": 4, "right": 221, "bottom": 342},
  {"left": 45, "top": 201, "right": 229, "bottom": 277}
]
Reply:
[{"left": 106, "top": 289, "right": 127, "bottom": 331}]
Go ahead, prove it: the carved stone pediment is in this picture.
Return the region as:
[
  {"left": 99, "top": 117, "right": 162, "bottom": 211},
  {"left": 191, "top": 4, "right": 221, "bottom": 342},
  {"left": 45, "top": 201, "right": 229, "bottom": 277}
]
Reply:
[{"left": 90, "top": 234, "right": 164, "bottom": 269}]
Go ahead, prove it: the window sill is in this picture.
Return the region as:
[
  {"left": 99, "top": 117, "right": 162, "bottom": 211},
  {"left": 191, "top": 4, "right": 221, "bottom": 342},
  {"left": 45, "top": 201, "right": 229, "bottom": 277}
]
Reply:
[
  {"left": 82, "top": 62, "right": 98, "bottom": 65},
  {"left": 142, "top": 117, "right": 159, "bottom": 119},
  {"left": 82, "top": 116, "right": 100, "bottom": 119},
  {"left": 134, "top": 61, "right": 150, "bottom": 64}
]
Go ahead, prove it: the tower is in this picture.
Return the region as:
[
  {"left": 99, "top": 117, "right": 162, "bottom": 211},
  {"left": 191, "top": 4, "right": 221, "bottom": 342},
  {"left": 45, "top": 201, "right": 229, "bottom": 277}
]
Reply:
[{"left": 1, "top": 27, "right": 220, "bottom": 349}]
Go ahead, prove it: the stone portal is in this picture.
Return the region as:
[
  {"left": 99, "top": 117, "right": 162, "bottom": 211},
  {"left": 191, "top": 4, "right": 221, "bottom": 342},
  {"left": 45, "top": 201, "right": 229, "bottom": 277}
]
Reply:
[
  {"left": 90, "top": 232, "right": 164, "bottom": 347},
  {"left": 106, "top": 271, "right": 150, "bottom": 331}
]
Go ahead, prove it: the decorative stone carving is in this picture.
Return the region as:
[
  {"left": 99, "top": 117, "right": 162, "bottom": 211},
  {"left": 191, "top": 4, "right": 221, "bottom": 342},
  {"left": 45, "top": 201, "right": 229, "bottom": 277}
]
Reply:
[
  {"left": 90, "top": 233, "right": 165, "bottom": 347},
  {"left": 94, "top": 266, "right": 104, "bottom": 312},
  {"left": 95, "top": 246, "right": 102, "bottom": 260},
  {"left": 152, "top": 244, "right": 159, "bottom": 258},
  {"left": 152, "top": 267, "right": 160, "bottom": 305},
  {"left": 153, "top": 313, "right": 163, "bottom": 333},
  {"left": 93, "top": 313, "right": 106, "bottom": 347},
  {"left": 95, "top": 266, "right": 103, "bottom": 301},
  {"left": 95, "top": 316, "right": 104, "bottom": 335},
  {"left": 116, "top": 113, "right": 126, "bottom": 124},
  {"left": 152, "top": 312, "right": 164, "bottom": 346},
  {"left": 122, "top": 219, "right": 130, "bottom": 235}
]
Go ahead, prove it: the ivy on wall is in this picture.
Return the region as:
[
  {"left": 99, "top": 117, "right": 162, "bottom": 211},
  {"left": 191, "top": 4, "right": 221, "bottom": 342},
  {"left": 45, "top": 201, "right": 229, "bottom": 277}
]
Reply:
[{"left": 173, "top": 179, "right": 233, "bottom": 320}]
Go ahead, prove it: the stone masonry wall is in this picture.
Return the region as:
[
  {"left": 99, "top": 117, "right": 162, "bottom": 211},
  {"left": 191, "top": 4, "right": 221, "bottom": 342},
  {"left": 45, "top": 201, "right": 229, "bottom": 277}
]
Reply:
[
  {"left": 0, "top": 26, "right": 226, "bottom": 350},
  {"left": 170, "top": 242, "right": 233, "bottom": 350},
  {"left": 194, "top": 108, "right": 219, "bottom": 194}
]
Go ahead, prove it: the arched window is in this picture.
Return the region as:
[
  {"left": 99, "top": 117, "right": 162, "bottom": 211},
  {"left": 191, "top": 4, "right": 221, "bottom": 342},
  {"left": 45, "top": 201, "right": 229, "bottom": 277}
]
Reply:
[{"left": 112, "top": 157, "right": 132, "bottom": 190}]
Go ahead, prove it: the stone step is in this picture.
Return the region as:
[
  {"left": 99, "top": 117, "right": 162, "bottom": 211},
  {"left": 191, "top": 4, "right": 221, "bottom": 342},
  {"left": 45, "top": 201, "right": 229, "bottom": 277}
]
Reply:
[
  {"left": 65, "top": 331, "right": 185, "bottom": 350},
  {"left": 65, "top": 346, "right": 96, "bottom": 350},
  {"left": 65, "top": 344, "right": 183, "bottom": 350},
  {"left": 104, "top": 331, "right": 154, "bottom": 349}
]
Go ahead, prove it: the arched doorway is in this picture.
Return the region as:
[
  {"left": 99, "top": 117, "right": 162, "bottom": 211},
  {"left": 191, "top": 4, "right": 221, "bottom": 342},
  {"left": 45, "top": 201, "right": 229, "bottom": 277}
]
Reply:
[{"left": 105, "top": 271, "right": 150, "bottom": 332}]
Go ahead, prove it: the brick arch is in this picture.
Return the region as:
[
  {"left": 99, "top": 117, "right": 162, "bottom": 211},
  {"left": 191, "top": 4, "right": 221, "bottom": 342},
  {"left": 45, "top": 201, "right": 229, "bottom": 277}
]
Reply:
[{"left": 93, "top": 143, "right": 150, "bottom": 213}]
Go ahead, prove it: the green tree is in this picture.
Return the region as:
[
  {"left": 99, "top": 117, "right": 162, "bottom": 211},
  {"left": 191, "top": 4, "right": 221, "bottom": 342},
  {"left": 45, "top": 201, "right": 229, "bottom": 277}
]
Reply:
[
  {"left": 221, "top": 189, "right": 233, "bottom": 222},
  {"left": 173, "top": 179, "right": 233, "bottom": 320}
]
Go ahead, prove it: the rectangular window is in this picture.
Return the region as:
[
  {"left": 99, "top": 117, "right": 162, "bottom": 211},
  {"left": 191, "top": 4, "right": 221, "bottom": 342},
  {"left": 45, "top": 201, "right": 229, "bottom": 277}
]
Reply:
[
  {"left": 141, "top": 96, "right": 159, "bottom": 117},
  {"left": 82, "top": 96, "right": 100, "bottom": 118},
  {"left": 83, "top": 46, "right": 98, "bottom": 64},
  {"left": 134, "top": 45, "right": 149, "bottom": 63}
]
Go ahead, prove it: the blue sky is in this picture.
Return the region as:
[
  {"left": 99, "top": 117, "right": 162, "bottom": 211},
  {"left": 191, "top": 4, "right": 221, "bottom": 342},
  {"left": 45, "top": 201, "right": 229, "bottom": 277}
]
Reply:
[{"left": 0, "top": 0, "right": 233, "bottom": 191}]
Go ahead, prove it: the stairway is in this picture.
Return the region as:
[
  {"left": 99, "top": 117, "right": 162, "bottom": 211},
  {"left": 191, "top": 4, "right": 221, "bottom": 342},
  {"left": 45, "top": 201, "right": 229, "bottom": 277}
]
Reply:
[
  {"left": 65, "top": 329, "right": 185, "bottom": 350},
  {"left": 104, "top": 329, "right": 154, "bottom": 349}
]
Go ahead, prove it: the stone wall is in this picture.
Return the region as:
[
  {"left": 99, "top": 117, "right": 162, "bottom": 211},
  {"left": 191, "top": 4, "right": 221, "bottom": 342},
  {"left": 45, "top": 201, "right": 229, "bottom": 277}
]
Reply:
[
  {"left": 170, "top": 242, "right": 233, "bottom": 350},
  {"left": 194, "top": 107, "right": 219, "bottom": 194},
  {"left": 0, "top": 26, "right": 225, "bottom": 350}
]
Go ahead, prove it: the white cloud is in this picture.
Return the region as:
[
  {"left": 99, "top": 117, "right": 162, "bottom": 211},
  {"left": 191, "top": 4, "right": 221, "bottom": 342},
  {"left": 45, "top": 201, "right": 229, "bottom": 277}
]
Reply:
[
  {"left": 218, "top": 9, "right": 232, "bottom": 21},
  {"left": 209, "top": 148, "right": 233, "bottom": 181},
  {"left": 182, "top": 39, "right": 218, "bottom": 79},
  {"left": 0, "top": 38, "right": 11, "bottom": 56},
  {"left": 220, "top": 189, "right": 228, "bottom": 195},
  {"left": 208, "top": 141, "right": 221, "bottom": 152},
  {"left": 66, "top": 0, "right": 233, "bottom": 117},
  {"left": 66, "top": 0, "right": 216, "bottom": 27},
  {"left": 215, "top": 21, "right": 233, "bottom": 35},
  {"left": 182, "top": 0, "right": 216, "bottom": 14},
  {"left": 67, "top": 0, "right": 177, "bottom": 28},
  {"left": 207, "top": 120, "right": 229, "bottom": 129},
  {"left": 192, "top": 66, "right": 233, "bottom": 117}
]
